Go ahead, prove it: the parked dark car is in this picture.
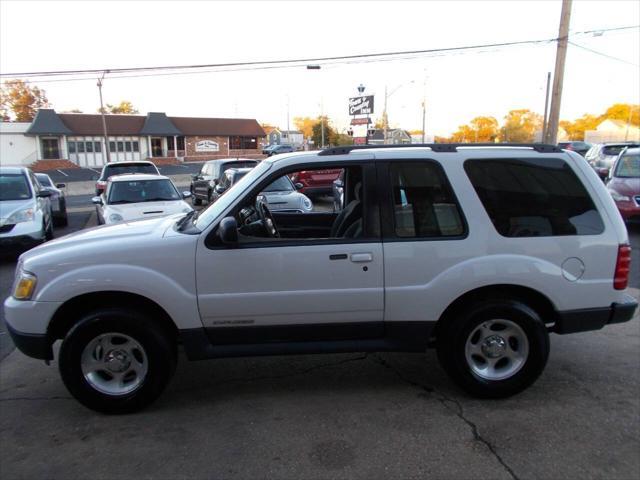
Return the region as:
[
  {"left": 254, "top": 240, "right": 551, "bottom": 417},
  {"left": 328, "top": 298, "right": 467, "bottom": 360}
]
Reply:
[
  {"left": 585, "top": 142, "right": 640, "bottom": 180},
  {"left": 606, "top": 147, "right": 640, "bottom": 223},
  {"left": 262, "top": 144, "right": 295, "bottom": 156},
  {"left": 35, "top": 173, "right": 68, "bottom": 226},
  {"left": 558, "top": 141, "right": 592, "bottom": 156},
  {"left": 190, "top": 158, "right": 258, "bottom": 205},
  {"left": 95, "top": 161, "right": 160, "bottom": 195}
]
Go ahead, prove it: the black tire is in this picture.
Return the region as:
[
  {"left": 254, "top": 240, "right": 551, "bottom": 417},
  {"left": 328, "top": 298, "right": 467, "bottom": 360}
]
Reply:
[
  {"left": 192, "top": 190, "right": 202, "bottom": 206},
  {"left": 59, "top": 308, "right": 176, "bottom": 414},
  {"left": 437, "top": 300, "right": 549, "bottom": 399},
  {"left": 207, "top": 190, "right": 213, "bottom": 204}
]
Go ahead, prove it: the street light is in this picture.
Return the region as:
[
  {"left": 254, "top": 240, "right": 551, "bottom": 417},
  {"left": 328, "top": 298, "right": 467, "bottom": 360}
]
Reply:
[
  {"left": 307, "top": 65, "right": 325, "bottom": 148},
  {"left": 357, "top": 84, "right": 365, "bottom": 94}
]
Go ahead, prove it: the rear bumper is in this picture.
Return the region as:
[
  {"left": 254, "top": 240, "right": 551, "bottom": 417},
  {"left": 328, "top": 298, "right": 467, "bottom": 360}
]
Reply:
[
  {"left": 6, "top": 323, "right": 52, "bottom": 360},
  {"left": 554, "top": 295, "right": 638, "bottom": 334}
]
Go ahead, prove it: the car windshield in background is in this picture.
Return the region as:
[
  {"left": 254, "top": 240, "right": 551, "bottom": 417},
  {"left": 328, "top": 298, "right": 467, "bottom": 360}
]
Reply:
[
  {"left": 35, "top": 174, "right": 52, "bottom": 187},
  {"left": 0, "top": 173, "right": 32, "bottom": 201},
  {"left": 615, "top": 154, "right": 640, "bottom": 178},
  {"left": 602, "top": 145, "right": 631, "bottom": 156},
  {"left": 263, "top": 176, "right": 294, "bottom": 192},
  {"left": 103, "top": 164, "right": 157, "bottom": 179},
  {"left": 107, "top": 179, "right": 180, "bottom": 204},
  {"left": 221, "top": 162, "right": 256, "bottom": 175}
]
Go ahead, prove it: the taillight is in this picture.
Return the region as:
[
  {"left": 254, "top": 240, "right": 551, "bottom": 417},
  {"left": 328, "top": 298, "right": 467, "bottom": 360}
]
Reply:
[
  {"left": 614, "top": 244, "right": 631, "bottom": 290},
  {"left": 96, "top": 180, "right": 106, "bottom": 190}
]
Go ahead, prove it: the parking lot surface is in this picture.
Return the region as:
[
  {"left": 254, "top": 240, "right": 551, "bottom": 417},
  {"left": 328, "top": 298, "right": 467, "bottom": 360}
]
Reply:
[{"left": 0, "top": 201, "right": 639, "bottom": 479}]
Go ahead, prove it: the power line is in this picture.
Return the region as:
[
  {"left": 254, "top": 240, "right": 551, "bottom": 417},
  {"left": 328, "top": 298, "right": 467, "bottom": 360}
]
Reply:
[
  {"left": 568, "top": 41, "right": 640, "bottom": 67},
  {"left": 0, "top": 25, "right": 640, "bottom": 78}
]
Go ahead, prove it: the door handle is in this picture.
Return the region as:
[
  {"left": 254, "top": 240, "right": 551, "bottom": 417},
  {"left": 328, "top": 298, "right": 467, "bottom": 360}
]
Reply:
[{"left": 350, "top": 253, "right": 373, "bottom": 263}]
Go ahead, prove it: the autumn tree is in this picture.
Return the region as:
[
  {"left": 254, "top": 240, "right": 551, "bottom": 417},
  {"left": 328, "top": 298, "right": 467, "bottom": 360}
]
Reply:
[
  {"left": 311, "top": 116, "right": 335, "bottom": 147},
  {"left": 499, "top": 109, "right": 542, "bottom": 143},
  {"left": 99, "top": 100, "right": 139, "bottom": 114},
  {"left": 602, "top": 103, "right": 639, "bottom": 126},
  {"left": 293, "top": 117, "right": 316, "bottom": 138},
  {"left": 0, "top": 80, "right": 49, "bottom": 121},
  {"left": 559, "top": 114, "right": 601, "bottom": 140}
]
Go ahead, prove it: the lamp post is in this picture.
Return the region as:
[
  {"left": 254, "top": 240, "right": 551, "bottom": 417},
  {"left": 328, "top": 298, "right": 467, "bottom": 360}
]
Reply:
[
  {"left": 307, "top": 65, "right": 325, "bottom": 149},
  {"left": 357, "top": 84, "right": 369, "bottom": 145},
  {"left": 97, "top": 71, "right": 111, "bottom": 163}
]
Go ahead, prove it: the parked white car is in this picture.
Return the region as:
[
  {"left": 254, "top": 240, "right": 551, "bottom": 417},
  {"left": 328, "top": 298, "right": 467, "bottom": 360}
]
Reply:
[
  {"left": 0, "top": 166, "right": 54, "bottom": 250},
  {"left": 4, "top": 144, "right": 637, "bottom": 413},
  {"left": 93, "top": 174, "right": 192, "bottom": 225}
]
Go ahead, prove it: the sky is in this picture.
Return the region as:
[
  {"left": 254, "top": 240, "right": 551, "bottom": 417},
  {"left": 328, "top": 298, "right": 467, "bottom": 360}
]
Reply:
[{"left": 1, "top": 0, "right": 639, "bottom": 136}]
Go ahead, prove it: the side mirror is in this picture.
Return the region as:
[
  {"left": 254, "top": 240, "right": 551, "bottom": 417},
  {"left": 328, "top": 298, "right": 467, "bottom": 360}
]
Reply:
[
  {"left": 91, "top": 196, "right": 103, "bottom": 205},
  {"left": 215, "top": 184, "right": 226, "bottom": 194},
  {"left": 217, "top": 216, "right": 238, "bottom": 245},
  {"left": 334, "top": 179, "right": 343, "bottom": 188},
  {"left": 182, "top": 191, "right": 192, "bottom": 199},
  {"left": 56, "top": 183, "right": 66, "bottom": 189},
  {"left": 37, "top": 190, "right": 52, "bottom": 198},
  {"left": 294, "top": 182, "right": 304, "bottom": 190},
  {"left": 191, "top": 174, "right": 199, "bottom": 180}
]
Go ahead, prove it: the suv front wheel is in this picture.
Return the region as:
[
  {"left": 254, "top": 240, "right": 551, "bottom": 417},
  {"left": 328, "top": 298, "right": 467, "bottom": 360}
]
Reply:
[
  {"left": 59, "top": 308, "right": 176, "bottom": 414},
  {"left": 437, "top": 300, "right": 549, "bottom": 398}
]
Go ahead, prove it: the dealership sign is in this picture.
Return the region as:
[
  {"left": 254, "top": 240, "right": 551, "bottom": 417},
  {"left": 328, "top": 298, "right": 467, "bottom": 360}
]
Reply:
[
  {"left": 195, "top": 140, "right": 219, "bottom": 152},
  {"left": 350, "top": 117, "right": 372, "bottom": 125},
  {"left": 349, "top": 95, "right": 375, "bottom": 115}
]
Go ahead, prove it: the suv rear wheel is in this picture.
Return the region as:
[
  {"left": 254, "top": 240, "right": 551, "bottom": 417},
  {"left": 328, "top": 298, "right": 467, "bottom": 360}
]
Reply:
[
  {"left": 191, "top": 187, "right": 202, "bottom": 206},
  {"left": 59, "top": 308, "right": 176, "bottom": 414},
  {"left": 437, "top": 300, "right": 549, "bottom": 398}
]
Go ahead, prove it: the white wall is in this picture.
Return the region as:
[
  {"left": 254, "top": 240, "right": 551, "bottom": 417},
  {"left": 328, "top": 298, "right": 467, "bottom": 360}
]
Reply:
[{"left": 0, "top": 123, "right": 37, "bottom": 167}]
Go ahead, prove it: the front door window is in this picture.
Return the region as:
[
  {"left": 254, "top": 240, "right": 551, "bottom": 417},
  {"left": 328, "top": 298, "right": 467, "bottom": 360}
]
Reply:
[
  {"left": 151, "top": 138, "right": 163, "bottom": 157},
  {"left": 41, "top": 138, "right": 60, "bottom": 159}
]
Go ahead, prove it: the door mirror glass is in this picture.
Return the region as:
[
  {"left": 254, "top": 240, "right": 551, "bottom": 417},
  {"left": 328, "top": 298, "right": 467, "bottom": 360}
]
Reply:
[
  {"left": 217, "top": 216, "right": 238, "bottom": 245},
  {"left": 36, "top": 190, "right": 52, "bottom": 198},
  {"left": 91, "top": 196, "right": 103, "bottom": 205},
  {"left": 215, "top": 184, "right": 226, "bottom": 194},
  {"left": 55, "top": 183, "right": 66, "bottom": 189},
  {"left": 294, "top": 182, "right": 304, "bottom": 190},
  {"left": 182, "top": 191, "right": 192, "bottom": 199}
]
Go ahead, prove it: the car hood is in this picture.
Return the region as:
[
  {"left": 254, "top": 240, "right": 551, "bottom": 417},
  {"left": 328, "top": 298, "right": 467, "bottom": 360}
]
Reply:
[
  {"left": 608, "top": 177, "right": 640, "bottom": 196},
  {"left": 20, "top": 214, "right": 179, "bottom": 264},
  {"left": 263, "top": 191, "right": 305, "bottom": 211},
  {"left": 0, "top": 199, "right": 36, "bottom": 224},
  {"left": 104, "top": 200, "right": 191, "bottom": 222}
]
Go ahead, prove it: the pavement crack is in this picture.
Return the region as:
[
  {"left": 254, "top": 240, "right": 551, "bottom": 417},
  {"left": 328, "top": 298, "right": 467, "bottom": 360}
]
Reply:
[
  {"left": 372, "top": 353, "right": 519, "bottom": 480},
  {"left": 174, "top": 353, "right": 369, "bottom": 393}
]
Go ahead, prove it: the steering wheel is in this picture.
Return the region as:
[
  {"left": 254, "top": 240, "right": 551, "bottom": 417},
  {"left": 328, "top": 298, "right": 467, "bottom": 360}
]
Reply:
[{"left": 256, "top": 198, "right": 279, "bottom": 238}]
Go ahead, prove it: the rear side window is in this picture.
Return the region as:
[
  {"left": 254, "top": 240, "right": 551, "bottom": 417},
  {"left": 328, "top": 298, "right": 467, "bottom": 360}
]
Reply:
[
  {"left": 464, "top": 158, "right": 604, "bottom": 237},
  {"left": 390, "top": 162, "right": 465, "bottom": 238}
]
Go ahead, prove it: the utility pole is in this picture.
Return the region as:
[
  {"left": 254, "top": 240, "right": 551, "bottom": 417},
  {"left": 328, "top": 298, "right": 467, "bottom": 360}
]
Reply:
[
  {"left": 320, "top": 97, "right": 325, "bottom": 148},
  {"left": 421, "top": 75, "right": 427, "bottom": 143},
  {"left": 542, "top": 71, "right": 551, "bottom": 142},
  {"left": 383, "top": 85, "right": 388, "bottom": 144},
  {"left": 97, "top": 71, "right": 111, "bottom": 163},
  {"left": 286, "top": 94, "right": 290, "bottom": 145},
  {"left": 546, "top": 0, "right": 572, "bottom": 145}
]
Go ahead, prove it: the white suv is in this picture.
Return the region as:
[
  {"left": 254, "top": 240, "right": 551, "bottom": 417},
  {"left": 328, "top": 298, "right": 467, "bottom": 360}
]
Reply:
[{"left": 5, "top": 144, "right": 637, "bottom": 413}]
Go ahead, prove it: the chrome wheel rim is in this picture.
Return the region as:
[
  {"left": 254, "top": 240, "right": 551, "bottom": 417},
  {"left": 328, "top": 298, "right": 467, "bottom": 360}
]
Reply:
[
  {"left": 81, "top": 333, "right": 148, "bottom": 396},
  {"left": 464, "top": 319, "right": 529, "bottom": 381}
]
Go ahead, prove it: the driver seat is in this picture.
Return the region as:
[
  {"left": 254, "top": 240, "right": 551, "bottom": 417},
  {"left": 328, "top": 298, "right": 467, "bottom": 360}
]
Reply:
[{"left": 330, "top": 182, "right": 362, "bottom": 238}]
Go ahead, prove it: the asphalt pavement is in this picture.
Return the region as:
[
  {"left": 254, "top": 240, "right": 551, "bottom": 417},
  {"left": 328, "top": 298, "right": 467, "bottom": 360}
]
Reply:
[
  {"left": 46, "top": 163, "right": 204, "bottom": 184},
  {"left": 0, "top": 203, "right": 638, "bottom": 479}
]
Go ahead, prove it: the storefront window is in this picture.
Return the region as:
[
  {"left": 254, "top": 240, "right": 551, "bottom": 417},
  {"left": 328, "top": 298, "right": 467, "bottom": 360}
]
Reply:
[{"left": 230, "top": 136, "right": 258, "bottom": 149}]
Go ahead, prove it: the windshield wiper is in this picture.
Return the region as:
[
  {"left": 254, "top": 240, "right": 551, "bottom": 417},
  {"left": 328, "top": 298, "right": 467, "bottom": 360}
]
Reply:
[
  {"left": 108, "top": 200, "right": 133, "bottom": 204},
  {"left": 176, "top": 209, "right": 197, "bottom": 231},
  {"left": 144, "top": 197, "right": 175, "bottom": 202}
]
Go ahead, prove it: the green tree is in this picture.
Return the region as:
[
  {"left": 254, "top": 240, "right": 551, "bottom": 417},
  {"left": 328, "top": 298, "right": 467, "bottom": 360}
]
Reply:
[
  {"left": 99, "top": 100, "right": 139, "bottom": 114},
  {"left": 311, "top": 116, "right": 335, "bottom": 147},
  {"left": 0, "top": 80, "right": 49, "bottom": 121},
  {"left": 499, "top": 109, "right": 542, "bottom": 143},
  {"left": 333, "top": 132, "right": 354, "bottom": 146}
]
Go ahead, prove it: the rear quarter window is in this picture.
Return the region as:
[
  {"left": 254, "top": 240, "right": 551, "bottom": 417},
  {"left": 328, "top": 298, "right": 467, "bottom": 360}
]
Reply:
[{"left": 464, "top": 158, "right": 604, "bottom": 237}]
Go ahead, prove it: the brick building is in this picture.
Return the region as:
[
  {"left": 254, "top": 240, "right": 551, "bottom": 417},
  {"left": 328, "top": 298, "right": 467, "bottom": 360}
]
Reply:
[{"left": 1, "top": 109, "right": 266, "bottom": 170}]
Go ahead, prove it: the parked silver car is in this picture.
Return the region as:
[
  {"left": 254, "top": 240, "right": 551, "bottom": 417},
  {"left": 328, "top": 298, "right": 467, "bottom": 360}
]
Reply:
[
  {"left": 585, "top": 142, "right": 640, "bottom": 180},
  {"left": 0, "top": 167, "right": 54, "bottom": 250},
  {"left": 35, "top": 173, "right": 68, "bottom": 226}
]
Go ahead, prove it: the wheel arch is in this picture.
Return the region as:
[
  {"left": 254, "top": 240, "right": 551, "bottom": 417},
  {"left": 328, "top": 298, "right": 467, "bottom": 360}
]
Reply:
[
  {"left": 47, "top": 291, "right": 179, "bottom": 345},
  {"left": 429, "top": 284, "right": 558, "bottom": 345}
]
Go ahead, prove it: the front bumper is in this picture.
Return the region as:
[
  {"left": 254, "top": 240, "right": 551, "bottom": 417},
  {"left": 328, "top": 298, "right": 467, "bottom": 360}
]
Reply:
[
  {"left": 0, "top": 219, "right": 45, "bottom": 248},
  {"left": 6, "top": 322, "right": 52, "bottom": 360},
  {"left": 554, "top": 294, "right": 638, "bottom": 334}
]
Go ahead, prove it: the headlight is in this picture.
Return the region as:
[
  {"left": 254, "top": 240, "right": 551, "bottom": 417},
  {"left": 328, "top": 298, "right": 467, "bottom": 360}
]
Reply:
[
  {"left": 7, "top": 208, "right": 34, "bottom": 224},
  {"left": 109, "top": 213, "right": 124, "bottom": 222},
  {"left": 12, "top": 270, "right": 37, "bottom": 300},
  {"left": 609, "top": 190, "right": 630, "bottom": 202},
  {"left": 302, "top": 197, "right": 313, "bottom": 211}
]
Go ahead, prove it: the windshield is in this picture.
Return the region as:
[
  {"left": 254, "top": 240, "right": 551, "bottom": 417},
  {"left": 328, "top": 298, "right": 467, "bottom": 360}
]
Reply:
[
  {"left": 35, "top": 174, "right": 52, "bottom": 187},
  {"left": 107, "top": 179, "right": 180, "bottom": 204},
  {"left": 102, "top": 164, "right": 158, "bottom": 180},
  {"left": 262, "top": 175, "right": 294, "bottom": 192},
  {"left": 194, "top": 160, "right": 272, "bottom": 229},
  {"left": 614, "top": 154, "right": 640, "bottom": 178},
  {"left": 0, "top": 173, "right": 32, "bottom": 201},
  {"left": 603, "top": 145, "right": 635, "bottom": 156}
]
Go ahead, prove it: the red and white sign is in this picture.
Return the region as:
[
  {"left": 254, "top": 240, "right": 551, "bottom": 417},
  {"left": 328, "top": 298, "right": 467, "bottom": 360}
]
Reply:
[{"left": 350, "top": 117, "right": 371, "bottom": 126}]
